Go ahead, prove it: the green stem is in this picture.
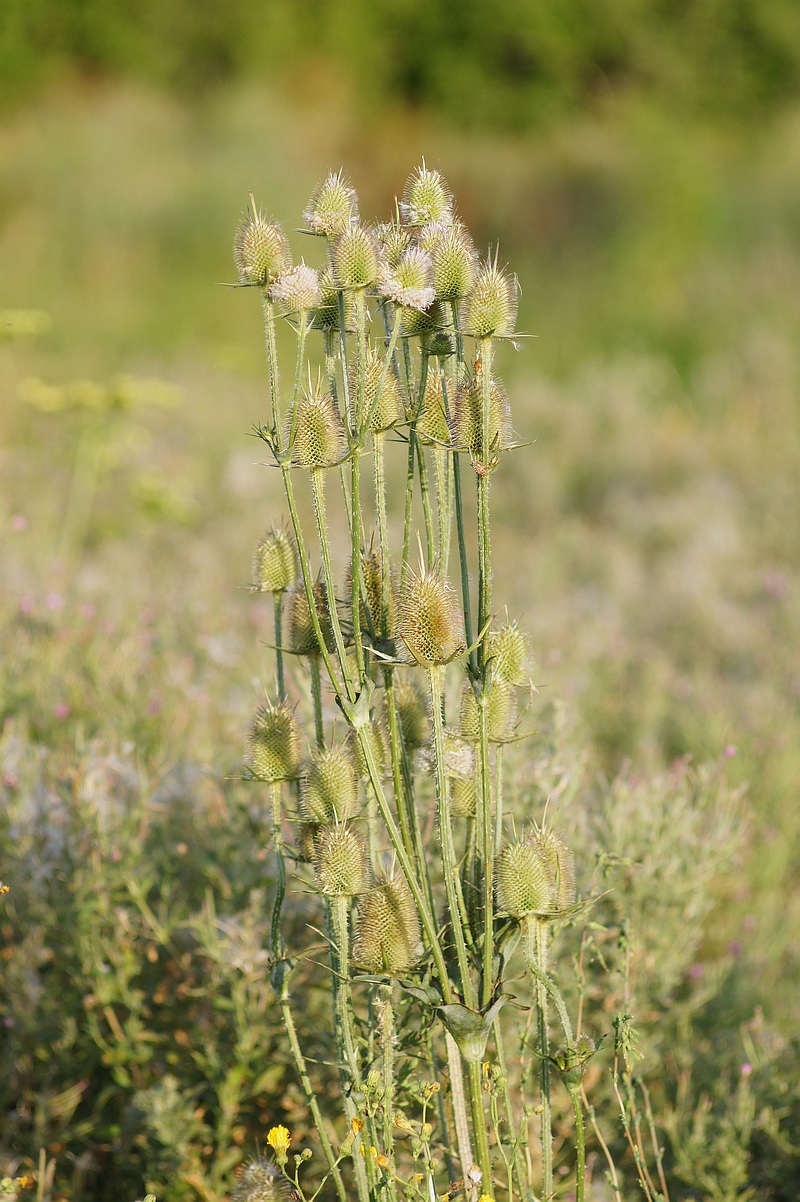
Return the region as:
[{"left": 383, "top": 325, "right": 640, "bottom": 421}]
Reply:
[
  {"left": 440, "top": 360, "right": 476, "bottom": 677},
  {"left": 373, "top": 432, "right": 391, "bottom": 640},
  {"left": 260, "top": 292, "right": 282, "bottom": 443},
  {"left": 269, "top": 783, "right": 286, "bottom": 961},
  {"left": 466, "top": 1059, "right": 493, "bottom": 1196},
  {"left": 523, "top": 917, "right": 553, "bottom": 1199},
  {"left": 378, "top": 984, "right": 398, "bottom": 1202},
  {"left": 288, "top": 311, "right": 309, "bottom": 448},
  {"left": 274, "top": 594, "right": 286, "bottom": 701},
  {"left": 445, "top": 1030, "right": 474, "bottom": 1176},
  {"left": 478, "top": 697, "right": 494, "bottom": 1010},
  {"left": 329, "top": 896, "right": 371, "bottom": 1202},
  {"left": 310, "top": 653, "right": 325, "bottom": 747},
  {"left": 570, "top": 1087, "right": 586, "bottom": 1202},
  {"left": 310, "top": 469, "right": 355, "bottom": 699}
]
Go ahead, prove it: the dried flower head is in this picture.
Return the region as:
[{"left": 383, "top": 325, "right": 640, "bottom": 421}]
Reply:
[
  {"left": 249, "top": 702, "right": 301, "bottom": 783},
  {"left": 234, "top": 200, "right": 291, "bottom": 287},
  {"left": 303, "top": 170, "right": 359, "bottom": 238},
  {"left": 399, "top": 569, "right": 465, "bottom": 667},
  {"left": 352, "top": 872, "right": 423, "bottom": 973}
]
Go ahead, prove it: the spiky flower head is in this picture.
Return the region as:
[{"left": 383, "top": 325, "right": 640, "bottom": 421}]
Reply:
[
  {"left": 234, "top": 200, "right": 291, "bottom": 288},
  {"left": 352, "top": 872, "right": 423, "bottom": 974},
  {"left": 401, "top": 164, "right": 453, "bottom": 227},
  {"left": 314, "top": 824, "right": 368, "bottom": 896},
  {"left": 232, "top": 1157, "right": 296, "bottom": 1202},
  {"left": 332, "top": 225, "right": 380, "bottom": 290},
  {"left": 379, "top": 247, "right": 435, "bottom": 312},
  {"left": 495, "top": 838, "right": 554, "bottom": 918},
  {"left": 269, "top": 263, "right": 322, "bottom": 313},
  {"left": 530, "top": 828, "right": 576, "bottom": 912},
  {"left": 489, "top": 621, "right": 532, "bottom": 686},
  {"left": 349, "top": 720, "right": 391, "bottom": 780},
  {"left": 253, "top": 527, "right": 297, "bottom": 594},
  {"left": 374, "top": 219, "right": 412, "bottom": 268},
  {"left": 450, "top": 374, "right": 513, "bottom": 462},
  {"left": 462, "top": 261, "right": 518, "bottom": 338},
  {"left": 417, "top": 370, "right": 451, "bottom": 446},
  {"left": 291, "top": 384, "right": 347, "bottom": 470},
  {"left": 495, "top": 828, "right": 576, "bottom": 917},
  {"left": 301, "top": 746, "right": 360, "bottom": 824},
  {"left": 459, "top": 677, "right": 516, "bottom": 743},
  {"left": 429, "top": 223, "right": 479, "bottom": 301},
  {"left": 417, "top": 730, "right": 474, "bottom": 805},
  {"left": 393, "top": 679, "right": 429, "bottom": 750},
  {"left": 429, "top": 331, "right": 455, "bottom": 359},
  {"left": 351, "top": 547, "right": 397, "bottom": 642},
  {"left": 303, "top": 170, "right": 359, "bottom": 238},
  {"left": 402, "top": 298, "right": 446, "bottom": 338},
  {"left": 249, "top": 702, "right": 301, "bottom": 783},
  {"left": 350, "top": 347, "right": 403, "bottom": 433},
  {"left": 287, "top": 579, "right": 334, "bottom": 656},
  {"left": 399, "top": 569, "right": 465, "bottom": 667}
]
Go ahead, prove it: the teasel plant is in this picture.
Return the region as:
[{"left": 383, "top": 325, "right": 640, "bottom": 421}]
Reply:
[{"left": 232, "top": 165, "right": 611, "bottom": 1202}]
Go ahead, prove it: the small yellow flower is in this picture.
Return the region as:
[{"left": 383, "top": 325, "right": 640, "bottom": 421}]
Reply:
[
  {"left": 351, "top": 1116, "right": 364, "bottom": 1133},
  {"left": 267, "top": 1125, "right": 291, "bottom": 1153},
  {"left": 376, "top": 1154, "right": 390, "bottom": 1169},
  {"left": 478, "top": 1194, "right": 495, "bottom": 1202}
]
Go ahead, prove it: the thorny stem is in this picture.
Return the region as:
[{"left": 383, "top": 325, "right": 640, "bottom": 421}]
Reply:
[
  {"left": 261, "top": 292, "right": 282, "bottom": 442},
  {"left": 445, "top": 1030, "right": 474, "bottom": 1178},
  {"left": 523, "top": 917, "right": 553, "bottom": 1199},
  {"left": 310, "top": 469, "right": 355, "bottom": 698},
  {"left": 570, "top": 1087, "right": 586, "bottom": 1202},
  {"left": 310, "top": 653, "right": 324, "bottom": 747},
  {"left": 274, "top": 594, "right": 286, "bottom": 701},
  {"left": 329, "top": 896, "right": 371, "bottom": 1202}
]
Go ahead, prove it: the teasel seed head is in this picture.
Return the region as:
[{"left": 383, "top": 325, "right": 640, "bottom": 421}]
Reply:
[
  {"left": 303, "top": 170, "right": 359, "bottom": 239},
  {"left": 401, "top": 163, "right": 453, "bottom": 227},
  {"left": 430, "top": 223, "right": 479, "bottom": 301},
  {"left": 399, "top": 569, "right": 465, "bottom": 667},
  {"left": 332, "top": 225, "right": 380, "bottom": 290},
  {"left": 393, "top": 679, "right": 429, "bottom": 750},
  {"left": 374, "top": 219, "right": 412, "bottom": 268},
  {"left": 253, "top": 527, "right": 298, "bottom": 594},
  {"left": 462, "top": 261, "right": 518, "bottom": 338},
  {"left": 450, "top": 373, "right": 513, "bottom": 462},
  {"left": 234, "top": 201, "right": 291, "bottom": 288},
  {"left": 301, "top": 745, "right": 360, "bottom": 824},
  {"left": 296, "top": 822, "right": 319, "bottom": 862},
  {"left": 352, "top": 872, "right": 423, "bottom": 974},
  {"left": 287, "top": 578, "right": 334, "bottom": 656},
  {"left": 379, "top": 247, "right": 435, "bottom": 312},
  {"left": 429, "top": 331, "right": 455, "bottom": 359},
  {"left": 249, "top": 701, "right": 301, "bottom": 783},
  {"left": 530, "top": 828, "right": 576, "bottom": 912},
  {"left": 417, "top": 370, "right": 451, "bottom": 446},
  {"left": 232, "top": 1158, "right": 296, "bottom": 1202},
  {"left": 350, "top": 348, "right": 403, "bottom": 433},
  {"left": 314, "top": 824, "right": 368, "bottom": 896},
  {"left": 450, "top": 770, "right": 477, "bottom": 818},
  {"left": 349, "top": 720, "right": 391, "bottom": 781},
  {"left": 291, "top": 384, "right": 347, "bottom": 470},
  {"left": 495, "top": 838, "right": 554, "bottom": 918},
  {"left": 402, "top": 298, "right": 446, "bottom": 338},
  {"left": 268, "top": 263, "right": 322, "bottom": 313},
  {"left": 459, "top": 677, "right": 516, "bottom": 743},
  {"left": 350, "top": 546, "right": 398, "bottom": 642},
  {"left": 489, "top": 621, "right": 532, "bottom": 686},
  {"left": 310, "top": 268, "right": 356, "bottom": 332}
]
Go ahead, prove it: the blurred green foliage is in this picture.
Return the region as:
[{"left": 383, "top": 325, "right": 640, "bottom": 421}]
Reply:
[{"left": 3, "top": 0, "right": 800, "bottom": 128}]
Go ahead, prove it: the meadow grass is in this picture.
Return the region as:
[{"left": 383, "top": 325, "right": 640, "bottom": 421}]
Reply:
[{"left": 1, "top": 81, "right": 798, "bottom": 1200}]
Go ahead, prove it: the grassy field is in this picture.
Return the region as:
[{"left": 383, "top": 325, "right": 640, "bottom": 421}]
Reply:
[{"left": 1, "top": 78, "right": 799, "bottom": 1199}]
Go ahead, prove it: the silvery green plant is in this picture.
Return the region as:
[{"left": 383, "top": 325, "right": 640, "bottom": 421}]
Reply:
[{"left": 234, "top": 165, "right": 605, "bottom": 1202}]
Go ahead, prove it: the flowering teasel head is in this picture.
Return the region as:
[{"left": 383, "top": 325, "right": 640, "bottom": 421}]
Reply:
[
  {"left": 332, "top": 225, "right": 380, "bottom": 291},
  {"left": 253, "top": 527, "right": 297, "bottom": 594},
  {"left": 287, "top": 578, "right": 334, "bottom": 656},
  {"left": 401, "top": 163, "right": 453, "bottom": 227},
  {"left": 462, "top": 260, "right": 518, "bottom": 338},
  {"left": 268, "top": 263, "right": 322, "bottom": 313},
  {"left": 379, "top": 247, "right": 435, "bottom": 313},
  {"left": 314, "top": 824, "right": 368, "bottom": 896},
  {"left": 231, "top": 1157, "right": 296, "bottom": 1202},
  {"left": 428, "top": 223, "right": 479, "bottom": 301},
  {"left": 459, "top": 677, "right": 516, "bottom": 743},
  {"left": 352, "top": 872, "right": 423, "bottom": 974},
  {"left": 393, "top": 678, "right": 429, "bottom": 750},
  {"left": 350, "top": 348, "right": 403, "bottom": 434},
  {"left": 374, "top": 218, "right": 412, "bottom": 269},
  {"left": 303, "top": 170, "right": 359, "bottom": 239},
  {"left": 234, "top": 199, "right": 291, "bottom": 288},
  {"left": 402, "top": 298, "right": 446, "bottom": 338},
  {"left": 290, "top": 383, "right": 347, "bottom": 470},
  {"left": 489, "top": 621, "right": 532, "bottom": 687},
  {"left": 495, "top": 838, "right": 555, "bottom": 918},
  {"left": 399, "top": 569, "right": 465, "bottom": 667},
  {"left": 310, "top": 268, "right": 356, "bottom": 332},
  {"left": 450, "top": 373, "right": 513, "bottom": 464},
  {"left": 301, "top": 745, "right": 360, "bottom": 824},
  {"left": 249, "top": 701, "right": 301, "bottom": 783}
]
